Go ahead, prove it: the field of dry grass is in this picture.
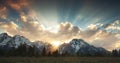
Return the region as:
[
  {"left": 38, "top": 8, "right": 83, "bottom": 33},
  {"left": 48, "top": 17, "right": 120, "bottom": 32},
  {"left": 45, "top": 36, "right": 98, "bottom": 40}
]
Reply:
[{"left": 0, "top": 57, "right": 120, "bottom": 63}]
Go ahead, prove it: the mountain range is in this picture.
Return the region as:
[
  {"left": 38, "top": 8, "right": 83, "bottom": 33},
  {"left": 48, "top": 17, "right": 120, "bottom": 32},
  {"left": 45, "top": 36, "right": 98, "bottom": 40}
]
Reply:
[{"left": 0, "top": 33, "right": 108, "bottom": 56}]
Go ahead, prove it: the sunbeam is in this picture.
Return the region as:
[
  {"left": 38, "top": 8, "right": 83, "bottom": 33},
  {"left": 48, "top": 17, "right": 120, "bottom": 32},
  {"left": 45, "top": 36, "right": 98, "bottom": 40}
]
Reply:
[{"left": 0, "top": 0, "right": 120, "bottom": 50}]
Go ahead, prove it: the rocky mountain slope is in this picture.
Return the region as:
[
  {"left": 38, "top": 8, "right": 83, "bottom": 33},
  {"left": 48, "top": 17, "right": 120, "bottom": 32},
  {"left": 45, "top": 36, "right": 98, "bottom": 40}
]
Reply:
[{"left": 0, "top": 33, "right": 108, "bottom": 55}]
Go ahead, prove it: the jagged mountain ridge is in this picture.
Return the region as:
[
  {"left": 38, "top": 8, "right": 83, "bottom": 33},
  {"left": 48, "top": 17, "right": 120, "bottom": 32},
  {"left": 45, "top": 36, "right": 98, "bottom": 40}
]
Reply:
[
  {"left": 0, "top": 33, "right": 52, "bottom": 54},
  {"left": 0, "top": 33, "right": 32, "bottom": 48},
  {"left": 0, "top": 33, "right": 12, "bottom": 45},
  {"left": 7, "top": 35, "right": 32, "bottom": 48},
  {"left": 59, "top": 39, "right": 108, "bottom": 55},
  {"left": 0, "top": 33, "right": 108, "bottom": 55}
]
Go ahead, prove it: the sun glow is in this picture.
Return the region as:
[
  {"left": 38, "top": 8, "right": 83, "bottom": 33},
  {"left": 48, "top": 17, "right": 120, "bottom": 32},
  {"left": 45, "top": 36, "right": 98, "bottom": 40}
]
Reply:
[
  {"left": 115, "top": 42, "right": 120, "bottom": 48},
  {"left": 51, "top": 41, "right": 61, "bottom": 48},
  {"left": 50, "top": 41, "right": 62, "bottom": 52}
]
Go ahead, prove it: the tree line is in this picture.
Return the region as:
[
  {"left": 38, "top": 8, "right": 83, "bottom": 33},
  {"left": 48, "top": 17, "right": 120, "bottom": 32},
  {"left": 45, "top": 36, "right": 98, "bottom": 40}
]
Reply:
[
  {"left": 0, "top": 44, "right": 60, "bottom": 57},
  {"left": 0, "top": 43, "right": 120, "bottom": 57},
  {"left": 112, "top": 49, "right": 120, "bottom": 57}
]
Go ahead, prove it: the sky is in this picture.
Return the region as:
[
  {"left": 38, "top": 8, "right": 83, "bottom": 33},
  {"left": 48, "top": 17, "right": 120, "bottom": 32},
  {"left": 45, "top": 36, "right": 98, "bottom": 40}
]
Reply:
[{"left": 0, "top": 0, "right": 120, "bottom": 50}]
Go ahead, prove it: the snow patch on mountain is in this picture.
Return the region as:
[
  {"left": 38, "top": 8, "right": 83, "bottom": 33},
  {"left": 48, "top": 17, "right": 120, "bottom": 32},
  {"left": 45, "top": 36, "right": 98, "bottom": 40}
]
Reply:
[
  {"left": 0, "top": 33, "right": 12, "bottom": 46},
  {"left": 59, "top": 39, "right": 108, "bottom": 55}
]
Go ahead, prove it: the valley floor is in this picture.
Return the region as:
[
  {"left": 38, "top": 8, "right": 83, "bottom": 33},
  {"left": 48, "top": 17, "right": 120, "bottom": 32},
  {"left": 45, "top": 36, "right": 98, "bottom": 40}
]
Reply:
[{"left": 0, "top": 57, "right": 120, "bottom": 63}]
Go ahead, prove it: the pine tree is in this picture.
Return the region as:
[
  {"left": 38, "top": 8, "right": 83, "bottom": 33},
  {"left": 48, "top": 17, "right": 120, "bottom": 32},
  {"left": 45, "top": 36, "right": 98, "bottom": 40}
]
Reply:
[
  {"left": 112, "top": 49, "right": 118, "bottom": 57},
  {"left": 41, "top": 47, "right": 46, "bottom": 56},
  {"left": 52, "top": 50, "right": 59, "bottom": 56},
  {"left": 47, "top": 51, "right": 52, "bottom": 56},
  {"left": 118, "top": 49, "right": 120, "bottom": 57}
]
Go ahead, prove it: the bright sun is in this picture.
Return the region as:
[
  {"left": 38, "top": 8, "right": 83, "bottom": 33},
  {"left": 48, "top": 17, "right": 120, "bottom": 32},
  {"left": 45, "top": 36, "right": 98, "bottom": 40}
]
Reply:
[{"left": 51, "top": 41, "right": 61, "bottom": 48}]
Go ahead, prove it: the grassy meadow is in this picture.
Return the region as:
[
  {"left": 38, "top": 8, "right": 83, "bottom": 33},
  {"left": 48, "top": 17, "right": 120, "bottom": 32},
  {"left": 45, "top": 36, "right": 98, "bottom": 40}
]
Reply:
[{"left": 0, "top": 57, "right": 120, "bottom": 63}]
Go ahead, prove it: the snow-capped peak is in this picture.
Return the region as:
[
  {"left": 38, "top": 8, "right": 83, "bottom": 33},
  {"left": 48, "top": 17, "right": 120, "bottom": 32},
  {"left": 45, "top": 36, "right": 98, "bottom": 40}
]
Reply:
[
  {"left": 0, "top": 33, "right": 12, "bottom": 45},
  {"left": 0, "top": 33, "right": 108, "bottom": 55},
  {"left": 59, "top": 38, "right": 107, "bottom": 55},
  {"left": 69, "top": 39, "right": 89, "bottom": 52},
  {"left": 7, "top": 35, "right": 32, "bottom": 48}
]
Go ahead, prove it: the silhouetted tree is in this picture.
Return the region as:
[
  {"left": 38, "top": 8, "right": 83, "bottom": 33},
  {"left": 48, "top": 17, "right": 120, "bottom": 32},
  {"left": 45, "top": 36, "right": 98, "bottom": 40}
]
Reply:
[
  {"left": 0, "top": 47, "right": 4, "bottom": 56},
  {"left": 47, "top": 51, "right": 52, "bottom": 56},
  {"left": 112, "top": 49, "right": 118, "bottom": 56},
  {"left": 118, "top": 49, "right": 120, "bottom": 56},
  {"left": 61, "top": 51, "right": 69, "bottom": 56},
  {"left": 8, "top": 47, "right": 16, "bottom": 56},
  {"left": 27, "top": 46, "right": 34, "bottom": 56},
  {"left": 52, "top": 50, "right": 59, "bottom": 56},
  {"left": 41, "top": 47, "right": 46, "bottom": 56}
]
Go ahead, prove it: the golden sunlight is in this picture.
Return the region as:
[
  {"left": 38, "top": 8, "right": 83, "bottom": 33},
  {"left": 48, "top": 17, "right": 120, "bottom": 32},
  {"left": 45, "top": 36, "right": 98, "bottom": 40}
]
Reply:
[
  {"left": 115, "top": 42, "right": 120, "bottom": 48},
  {"left": 50, "top": 41, "right": 62, "bottom": 52},
  {"left": 46, "top": 25, "right": 59, "bottom": 33},
  {"left": 51, "top": 41, "right": 61, "bottom": 48}
]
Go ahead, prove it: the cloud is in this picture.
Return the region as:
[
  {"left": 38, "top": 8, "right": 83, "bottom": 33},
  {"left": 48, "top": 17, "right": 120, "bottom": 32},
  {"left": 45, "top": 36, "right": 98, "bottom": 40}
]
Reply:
[
  {"left": 0, "top": 21, "right": 20, "bottom": 35},
  {"left": 56, "top": 22, "right": 80, "bottom": 41},
  {"left": 6, "top": 0, "right": 29, "bottom": 14},
  {"left": 0, "top": 18, "right": 120, "bottom": 50},
  {"left": 79, "top": 22, "right": 120, "bottom": 50},
  {"left": 91, "top": 31, "right": 120, "bottom": 50},
  {"left": 0, "top": 20, "right": 81, "bottom": 42},
  {"left": 58, "top": 22, "right": 80, "bottom": 36},
  {"left": 0, "top": 0, "right": 120, "bottom": 50},
  {"left": 0, "top": 0, "right": 36, "bottom": 20},
  {"left": 80, "top": 24, "right": 99, "bottom": 39},
  {"left": 105, "top": 20, "right": 120, "bottom": 33},
  {"left": 0, "top": 5, "right": 8, "bottom": 19}
]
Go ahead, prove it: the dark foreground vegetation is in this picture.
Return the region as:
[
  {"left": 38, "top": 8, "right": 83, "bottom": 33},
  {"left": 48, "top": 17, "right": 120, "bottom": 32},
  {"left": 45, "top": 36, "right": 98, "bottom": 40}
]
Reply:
[
  {"left": 0, "top": 57, "right": 120, "bottom": 63},
  {"left": 0, "top": 43, "right": 120, "bottom": 57},
  {"left": 0, "top": 43, "right": 120, "bottom": 63}
]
